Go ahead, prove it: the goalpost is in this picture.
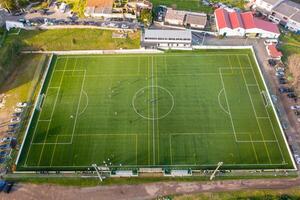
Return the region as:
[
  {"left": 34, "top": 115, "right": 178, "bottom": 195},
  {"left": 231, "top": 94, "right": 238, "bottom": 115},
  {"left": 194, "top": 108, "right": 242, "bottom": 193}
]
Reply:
[
  {"left": 261, "top": 91, "right": 271, "bottom": 107},
  {"left": 36, "top": 93, "right": 45, "bottom": 111}
]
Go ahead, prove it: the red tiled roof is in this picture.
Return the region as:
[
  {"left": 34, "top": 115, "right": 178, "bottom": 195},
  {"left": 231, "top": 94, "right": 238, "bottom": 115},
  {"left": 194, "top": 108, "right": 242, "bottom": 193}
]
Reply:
[
  {"left": 240, "top": 12, "right": 256, "bottom": 29},
  {"left": 229, "top": 12, "right": 244, "bottom": 29},
  {"left": 215, "top": 8, "right": 231, "bottom": 29},
  {"left": 253, "top": 18, "right": 280, "bottom": 34},
  {"left": 214, "top": 8, "right": 280, "bottom": 34},
  {"left": 267, "top": 44, "right": 282, "bottom": 58}
]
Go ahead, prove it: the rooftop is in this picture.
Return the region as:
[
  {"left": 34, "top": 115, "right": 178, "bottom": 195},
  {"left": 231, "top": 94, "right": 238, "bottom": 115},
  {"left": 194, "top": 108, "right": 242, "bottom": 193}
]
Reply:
[
  {"left": 263, "top": 0, "right": 283, "bottom": 5},
  {"left": 215, "top": 8, "right": 280, "bottom": 34},
  {"left": 144, "top": 29, "right": 192, "bottom": 40},
  {"left": 273, "top": 0, "right": 300, "bottom": 18},
  {"left": 165, "top": 8, "right": 186, "bottom": 22},
  {"left": 86, "top": 0, "right": 114, "bottom": 14},
  {"left": 267, "top": 44, "right": 283, "bottom": 58},
  {"left": 290, "top": 11, "right": 300, "bottom": 22},
  {"left": 185, "top": 14, "right": 207, "bottom": 26}
]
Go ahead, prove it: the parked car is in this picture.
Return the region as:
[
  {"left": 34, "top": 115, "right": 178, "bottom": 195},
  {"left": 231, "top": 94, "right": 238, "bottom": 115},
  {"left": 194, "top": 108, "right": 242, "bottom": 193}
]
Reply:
[
  {"left": 0, "top": 152, "right": 7, "bottom": 158},
  {"left": 278, "top": 78, "right": 287, "bottom": 84},
  {"left": 290, "top": 105, "right": 300, "bottom": 110},
  {"left": 0, "top": 144, "right": 9, "bottom": 149},
  {"left": 0, "top": 158, "right": 6, "bottom": 164},
  {"left": 10, "top": 117, "right": 21, "bottom": 123},
  {"left": 287, "top": 92, "right": 297, "bottom": 99},
  {"left": 294, "top": 110, "right": 300, "bottom": 116},
  {"left": 0, "top": 180, "right": 6, "bottom": 192},
  {"left": 268, "top": 59, "right": 277, "bottom": 67},
  {"left": 0, "top": 137, "right": 11, "bottom": 143},
  {"left": 3, "top": 182, "right": 14, "bottom": 193},
  {"left": 294, "top": 154, "right": 300, "bottom": 165},
  {"left": 14, "top": 108, "right": 23, "bottom": 113},
  {"left": 12, "top": 112, "right": 21, "bottom": 117},
  {"left": 121, "top": 24, "right": 129, "bottom": 29},
  {"left": 275, "top": 71, "right": 285, "bottom": 77},
  {"left": 275, "top": 67, "right": 285, "bottom": 72},
  {"left": 17, "top": 102, "right": 27, "bottom": 108},
  {"left": 278, "top": 87, "right": 293, "bottom": 94}
]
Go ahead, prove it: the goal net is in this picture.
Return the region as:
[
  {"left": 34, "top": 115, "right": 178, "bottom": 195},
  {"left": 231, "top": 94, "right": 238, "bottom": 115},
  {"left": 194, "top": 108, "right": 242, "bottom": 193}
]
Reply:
[
  {"left": 36, "top": 93, "right": 45, "bottom": 111},
  {"left": 261, "top": 91, "right": 271, "bottom": 107}
]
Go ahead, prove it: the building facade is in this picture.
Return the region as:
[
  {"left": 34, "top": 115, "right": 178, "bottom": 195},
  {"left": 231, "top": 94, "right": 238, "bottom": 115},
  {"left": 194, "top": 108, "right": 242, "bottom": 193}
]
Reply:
[
  {"left": 215, "top": 8, "right": 280, "bottom": 38},
  {"left": 142, "top": 29, "right": 192, "bottom": 48}
]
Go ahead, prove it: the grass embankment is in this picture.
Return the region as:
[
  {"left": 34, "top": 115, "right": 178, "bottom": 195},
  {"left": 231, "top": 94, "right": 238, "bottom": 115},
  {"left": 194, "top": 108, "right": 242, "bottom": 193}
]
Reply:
[
  {"left": 174, "top": 187, "right": 300, "bottom": 200},
  {"left": 279, "top": 33, "right": 300, "bottom": 61},
  {"left": 151, "top": 0, "right": 213, "bottom": 13},
  {"left": 4, "top": 173, "right": 297, "bottom": 187},
  {"left": 9, "top": 29, "right": 140, "bottom": 51}
]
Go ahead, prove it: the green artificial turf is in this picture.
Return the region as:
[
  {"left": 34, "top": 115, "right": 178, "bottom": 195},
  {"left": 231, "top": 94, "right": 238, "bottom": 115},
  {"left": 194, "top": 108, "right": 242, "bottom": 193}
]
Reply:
[{"left": 16, "top": 50, "right": 294, "bottom": 171}]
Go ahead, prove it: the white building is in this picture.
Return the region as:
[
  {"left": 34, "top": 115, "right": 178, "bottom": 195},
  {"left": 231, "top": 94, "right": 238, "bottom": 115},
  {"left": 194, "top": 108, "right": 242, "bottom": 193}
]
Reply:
[
  {"left": 254, "top": 0, "right": 284, "bottom": 13},
  {"left": 268, "top": 1, "right": 300, "bottom": 33},
  {"left": 142, "top": 29, "right": 192, "bottom": 48},
  {"left": 184, "top": 13, "right": 207, "bottom": 29},
  {"left": 286, "top": 11, "right": 300, "bottom": 33},
  {"left": 5, "top": 21, "right": 24, "bottom": 31},
  {"left": 164, "top": 8, "right": 186, "bottom": 26},
  {"left": 215, "top": 8, "right": 280, "bottom": 38}
]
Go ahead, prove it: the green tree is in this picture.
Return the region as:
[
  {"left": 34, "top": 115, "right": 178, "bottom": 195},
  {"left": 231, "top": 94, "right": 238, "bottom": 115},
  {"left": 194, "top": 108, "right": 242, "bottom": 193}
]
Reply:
[
  {"left": 0, "top": 0, "right": 17, "bottom": 11},
  {"left": 139, "top": 9, "right": 152, "bottom": 27}
]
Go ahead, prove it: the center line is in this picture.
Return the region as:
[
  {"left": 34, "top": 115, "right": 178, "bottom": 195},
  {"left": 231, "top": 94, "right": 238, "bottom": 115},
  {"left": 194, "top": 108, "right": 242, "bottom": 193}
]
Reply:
[{"left": 151, "top": 56, "right": 155, "bottom": 165}]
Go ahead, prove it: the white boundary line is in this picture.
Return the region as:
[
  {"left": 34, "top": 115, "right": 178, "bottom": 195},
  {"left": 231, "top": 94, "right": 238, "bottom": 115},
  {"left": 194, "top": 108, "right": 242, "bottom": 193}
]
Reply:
[
  {"left": 237, "top": 56, "right": 272, "bottom": 164},
  {"left": 219, "top": 69, "right": 237, "bottom": 141},
  {"left": 249, "top": 48, "right": 296, "bottom": 170},
  {"left": 71, "top": 70, "right": 86, "bottom": 143},
  {"left": 217, "top": 88, "right": 230, "bottom": 115},
  {"left": 17, "top": 50, "right": 297, "bottom": 170},
  {"left": 151, "top": 56, "right": 155, "bottom": 165},
  {"left": 15, "top": 54, "right": 53, "bottom": 165},
  {"left": 245, "top": 54, "right": 287, "bottom": 165}
]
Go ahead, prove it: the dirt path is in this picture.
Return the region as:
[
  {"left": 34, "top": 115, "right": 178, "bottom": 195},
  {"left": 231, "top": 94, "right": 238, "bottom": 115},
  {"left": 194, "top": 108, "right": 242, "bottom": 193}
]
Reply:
[{"left": 2, "top": 177, "right": 300, "bottom": 200}]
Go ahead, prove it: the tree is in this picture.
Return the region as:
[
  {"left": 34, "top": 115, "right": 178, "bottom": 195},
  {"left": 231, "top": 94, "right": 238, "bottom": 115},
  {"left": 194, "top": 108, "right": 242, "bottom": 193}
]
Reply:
[
  {"left": 287, "top": 54, "right": 300, "bottom": 92},
  {"left": 139, "top": 9, "right": 152, "bottom": 27},
  {"left": 0, "top": 0, "right": 16, "bottom": 11}
]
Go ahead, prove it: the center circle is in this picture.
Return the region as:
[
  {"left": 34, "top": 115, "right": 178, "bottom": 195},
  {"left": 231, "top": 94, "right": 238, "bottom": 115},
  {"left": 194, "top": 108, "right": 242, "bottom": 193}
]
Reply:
[{"left": 132, "top": 86, "right": 174, "bottom": 120}]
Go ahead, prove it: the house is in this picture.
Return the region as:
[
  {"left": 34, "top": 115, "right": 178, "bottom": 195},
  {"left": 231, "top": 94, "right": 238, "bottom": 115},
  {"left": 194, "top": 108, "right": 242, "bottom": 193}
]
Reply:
[
  {"left": 215, "top": 8, "right": 280, "bottom": 38},
  {"left": 85, "top": 0, "right": 152, "bottom": 19},
  {"left": 286, "top": 11, "right": 300, "bottom": 33},
  {"left": 184, "top": 13, "right": 207, "bottom": 29},
  {"left": 84, "top": 0, "right": 116, "bottom": 18},
  {"left": 254, "top": 0, "right": 284, "bottom": 13},
  {"left": 142, "top": 29, "right": 192, "bottom": 48},
  {"left": 163, "top": 8, "right": 207, "bottom": 29},
  {"left": 266, "top": 44, "right": 283, "bottom": 60},
  {"left": 5, "top": 21, "right": 24, "bottom": 31},
  {"left": 164, "top": 8, "right": 186, "bottom": 26},
  {"left": 268, "top": 1, "right": 300, "bottom": 32}
]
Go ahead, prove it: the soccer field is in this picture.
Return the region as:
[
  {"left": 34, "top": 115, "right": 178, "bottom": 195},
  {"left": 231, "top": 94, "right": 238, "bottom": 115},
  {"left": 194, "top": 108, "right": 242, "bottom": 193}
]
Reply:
[{"left": 16, "top": 50, "right": 295, "bottom": 171}]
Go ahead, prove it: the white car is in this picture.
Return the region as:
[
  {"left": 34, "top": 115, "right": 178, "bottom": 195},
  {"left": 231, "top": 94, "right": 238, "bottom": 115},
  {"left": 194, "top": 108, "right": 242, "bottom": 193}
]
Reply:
[
  {"left": 0, "top": 137, "right": 11, "bottom": 143},
  {"left": 14, "top": 107, "right": 23, "bottom": 113},
  {"left": 121, "top": 24, "right": 129, "bottom": 29},
  {"left": 275, "top": 67, "right": 285, "bottom": 72},
  {"left": 10, "top": 117, "right": 21, "bottom": 123},
  {"left": 290, "top": 105, "right": 300, "bottom": 110},
  {"left": 17, "top": 102, "right": 27, "bottom": 108},
  {"left": 275, "top": 71, "right": 284, "bottom": 77},
  {"left": 295, "top": 155, "right": 300, "bottom": 164}
]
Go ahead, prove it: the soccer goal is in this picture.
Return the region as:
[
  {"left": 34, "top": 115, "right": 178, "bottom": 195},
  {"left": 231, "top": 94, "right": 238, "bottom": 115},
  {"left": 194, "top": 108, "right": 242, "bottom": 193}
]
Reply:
[
  {"left": 261, "top": 91, "right": 271, "bottom": 107},
  {"left": 36, "top": 93, "right": 45, "bottom": 111}
]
